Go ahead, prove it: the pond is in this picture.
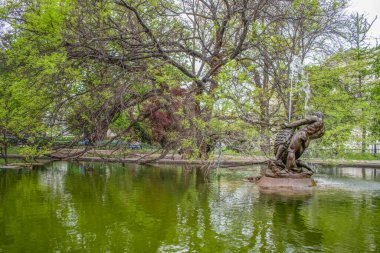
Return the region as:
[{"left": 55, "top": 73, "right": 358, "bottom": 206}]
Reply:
[{"left": 0, "top": 162, "right": 380, "bottom": 252}]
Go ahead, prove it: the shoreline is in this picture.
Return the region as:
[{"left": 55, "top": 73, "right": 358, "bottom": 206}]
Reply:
[{"left": 3, "top": 153, "right": 380, "bottom": 168}]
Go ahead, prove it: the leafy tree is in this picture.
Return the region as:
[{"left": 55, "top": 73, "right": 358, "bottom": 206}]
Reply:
[
  {"left": 212, "top": 0, "right": 348, "bottom": 153},
  {"left": 344, "top": 13, "right": 377, "bottom": 152},
  {"left": 308, "top": 44, "right": 379, "bottom": 155},
  {"left": 1, "top": 0, "right": 378, "bottom": 161},
  {"left": 0, "top": 50, "right": 52, "bottom": 163},
  {"left": 0, "top": 0, "right": 75, "bottom": 161}
]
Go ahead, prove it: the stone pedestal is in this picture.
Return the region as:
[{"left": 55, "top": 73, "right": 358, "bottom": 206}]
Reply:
[{"left": 256, "top": 175, "right": 316, "bottom": 189}]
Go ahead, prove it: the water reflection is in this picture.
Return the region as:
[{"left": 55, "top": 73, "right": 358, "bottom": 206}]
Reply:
[
  {"left": 314, "top": 166, "right": 380, "bottom": 192},
  {"left": 0, "top": 163, "right": 380, "bottom": 252},
  {"left": 258, "top": 193, "right": 323, "bottom": 252},
  {"left": 316, "top": 166, "right": 380, "bottom": 181}
]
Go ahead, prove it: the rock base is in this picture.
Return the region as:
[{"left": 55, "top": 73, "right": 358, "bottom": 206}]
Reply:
[
  {"left": 265, "top": 159, "right": 313, "bottom": 178},
  {"left": 256, "top": 175, "right": 316, "bottom": 188}
]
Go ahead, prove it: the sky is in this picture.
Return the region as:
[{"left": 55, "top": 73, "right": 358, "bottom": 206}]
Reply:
[{"left": 347, "top": 0, "right": 380, "bottom": 45}]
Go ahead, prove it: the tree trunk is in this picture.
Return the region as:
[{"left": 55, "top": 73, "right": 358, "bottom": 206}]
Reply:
[
  {"left": 362, "top": 126, "right": 367, "bottom": 153},
  {"left": 1, "top": 145, "right": 9, "bottom": 165},
  {"left": 4, "top": 144, "right": 8, "bottom": 165},
  {"left": 258, "top": 60, "right": 271, "bottom": 154},
  {"left": 259, "top": 99, "right": 271, "bottom": 154},
  {"left": 1, "top": 132, "right": 9, "bottom": 165}
]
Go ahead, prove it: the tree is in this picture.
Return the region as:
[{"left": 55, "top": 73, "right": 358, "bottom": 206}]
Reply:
[
  {"left": 307, "top": 44, "right": 379, "bottom": 156},
  {"left": 210, "top": 0, "right": 348, "bottom": 153},
  {"left": 3, "top": 0, "right": 377, "bottom": 161},
  {"left": 343, "top": 13, "right": 377, "bottom": 152},
  {"left": 0, "top": 50, "right": 52, "bottom": 163},
  {"left": 60, "top": 0, "right": 279, "bottom": 158},
  {"left": 0, "top": 0, "right": 76, "bottom": 160}
]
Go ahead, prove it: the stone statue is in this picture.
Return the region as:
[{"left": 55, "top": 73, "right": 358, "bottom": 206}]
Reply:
[{"left": 265, "top": 111, "right": 325, "bottom": 178}]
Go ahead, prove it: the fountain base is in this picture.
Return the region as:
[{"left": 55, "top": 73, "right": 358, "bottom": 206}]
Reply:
[{"left": 256, "top": 176, "right": 316, "bottom": 188}]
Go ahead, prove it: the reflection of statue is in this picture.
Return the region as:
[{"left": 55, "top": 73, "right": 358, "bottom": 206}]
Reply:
[{"left": 266, "top": 112, "right": 324, "bottom": 178}]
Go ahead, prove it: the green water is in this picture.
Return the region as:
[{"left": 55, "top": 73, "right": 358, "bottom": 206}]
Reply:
[{"left": 0, "top": 162, "right": 380, "bottom": 252}]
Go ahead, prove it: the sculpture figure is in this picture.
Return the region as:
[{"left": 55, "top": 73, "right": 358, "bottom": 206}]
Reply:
[{"left": 266, "top": 111, "right": 324, "bottom": 178}]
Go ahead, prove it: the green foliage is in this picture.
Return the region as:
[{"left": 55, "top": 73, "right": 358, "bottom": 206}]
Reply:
[
  {"left": 308, "top": 46, "right": 379, "bottom": 155},
  {"left": 0, "top": 0, "right": 76, "bottom": 159},
  {"left": 0, "top": 0, "right": 377, "bottom": 161}
]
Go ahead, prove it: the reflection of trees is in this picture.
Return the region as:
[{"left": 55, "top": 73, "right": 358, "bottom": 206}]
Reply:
[
  {"left": 60, "top": 163, "right": 204, "bottom": 252},
  {"left": 316, "top": 166, "right": 380, "bottom": 181},
  {"left": 304, "top": 192, "right": 380, "bottom": 252},
  {"left": 199, "top": 183, "right": 321, "bottom": 252},
  {"left": 0, "top": 169, "right": 68, "bottom": 252},
  {"left": 176, "top": 171, "right": 272, "bottom": 252},
  {"left": 259, "top": 193, "right": 323, "bottom": 252},
  {"left": 1, "top": 163, "right": 380, "bottom": 252}
]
